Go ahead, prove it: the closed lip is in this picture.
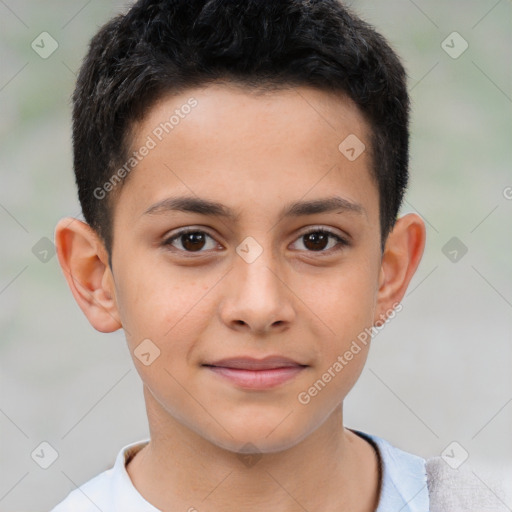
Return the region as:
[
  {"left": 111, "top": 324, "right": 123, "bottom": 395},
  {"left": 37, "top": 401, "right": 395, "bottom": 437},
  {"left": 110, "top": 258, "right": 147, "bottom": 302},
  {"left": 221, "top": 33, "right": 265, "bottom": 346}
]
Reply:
[{"left": 203, "top": 356, "right": 307, "bottom": 371}]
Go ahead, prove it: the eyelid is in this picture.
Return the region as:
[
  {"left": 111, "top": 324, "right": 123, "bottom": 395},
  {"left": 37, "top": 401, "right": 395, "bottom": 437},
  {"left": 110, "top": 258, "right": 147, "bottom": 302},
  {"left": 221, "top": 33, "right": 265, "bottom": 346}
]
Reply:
[
  {"left": 295, "top": 225, "right": 349, "bottom": 241},
  {"left": 162, "top": 226, "right": 222, "bottom": 253},
  {"left": 162, "top": 225, "right": 350, "bottom": 255},
  {"left": 290, "top": 226, "right": 350, "bottom": 253}
]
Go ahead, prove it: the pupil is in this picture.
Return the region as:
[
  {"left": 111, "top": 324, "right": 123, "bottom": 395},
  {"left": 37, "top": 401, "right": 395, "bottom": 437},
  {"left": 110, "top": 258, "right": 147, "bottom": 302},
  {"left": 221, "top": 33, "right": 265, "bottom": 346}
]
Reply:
[
  {"left": 304, "top": 232, "right": 328, "bottom": 251},
  {"left": 182, "top": 232, "right": 205, "bottom": 251}
]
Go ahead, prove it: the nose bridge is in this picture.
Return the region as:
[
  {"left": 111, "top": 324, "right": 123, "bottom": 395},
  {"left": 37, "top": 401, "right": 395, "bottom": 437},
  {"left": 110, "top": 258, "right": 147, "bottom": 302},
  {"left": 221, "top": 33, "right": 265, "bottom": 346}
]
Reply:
[
  {"left": 220, "top": 235, "right": 295, "bottom": 332},
  {"left": 235, "top": 235, "right": 284, "bottom": 301}
]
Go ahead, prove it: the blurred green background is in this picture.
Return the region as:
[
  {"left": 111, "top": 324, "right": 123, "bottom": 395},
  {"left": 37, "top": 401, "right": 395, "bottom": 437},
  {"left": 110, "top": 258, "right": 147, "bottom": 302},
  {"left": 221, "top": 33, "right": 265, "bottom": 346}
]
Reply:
[{"left": 1, "top": 1, "right": 511, "bottom": 510}]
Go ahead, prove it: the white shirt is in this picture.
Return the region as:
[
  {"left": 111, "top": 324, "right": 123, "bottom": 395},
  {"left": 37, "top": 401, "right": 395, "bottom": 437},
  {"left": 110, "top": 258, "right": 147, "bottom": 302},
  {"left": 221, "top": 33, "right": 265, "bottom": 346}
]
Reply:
[{"left": 50, "top": 430, "right": 429, "bottom": 511}]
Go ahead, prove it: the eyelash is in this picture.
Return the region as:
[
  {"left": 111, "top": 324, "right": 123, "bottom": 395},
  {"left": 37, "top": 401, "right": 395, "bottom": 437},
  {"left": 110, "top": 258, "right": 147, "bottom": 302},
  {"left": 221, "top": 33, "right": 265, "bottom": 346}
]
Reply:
[{"left": 162, "top": 227, "right": 349, "bottom": 256}]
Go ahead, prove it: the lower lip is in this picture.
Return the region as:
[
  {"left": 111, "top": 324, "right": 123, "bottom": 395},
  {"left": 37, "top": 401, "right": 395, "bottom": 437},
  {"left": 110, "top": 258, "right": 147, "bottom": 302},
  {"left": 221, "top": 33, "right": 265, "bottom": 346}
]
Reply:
[{"left": 205, "top": 366, "right": 305, "bottom": 389}]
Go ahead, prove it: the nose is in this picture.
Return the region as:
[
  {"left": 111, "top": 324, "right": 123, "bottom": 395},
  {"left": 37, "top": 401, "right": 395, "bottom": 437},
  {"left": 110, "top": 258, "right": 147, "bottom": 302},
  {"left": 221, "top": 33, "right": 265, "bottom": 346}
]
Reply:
[{"left": 219, "top": 247, "right": 296, "bottom": 335}]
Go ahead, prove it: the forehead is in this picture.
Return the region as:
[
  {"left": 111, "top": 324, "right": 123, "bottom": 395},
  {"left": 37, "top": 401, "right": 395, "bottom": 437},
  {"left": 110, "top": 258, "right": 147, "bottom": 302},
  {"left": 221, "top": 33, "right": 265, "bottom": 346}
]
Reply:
[
  {"left": 138, "top": 82, "right": 369, "bottom": 150},
  {"left": 115, "top": 83, "right": 377, "bottom": 225}
]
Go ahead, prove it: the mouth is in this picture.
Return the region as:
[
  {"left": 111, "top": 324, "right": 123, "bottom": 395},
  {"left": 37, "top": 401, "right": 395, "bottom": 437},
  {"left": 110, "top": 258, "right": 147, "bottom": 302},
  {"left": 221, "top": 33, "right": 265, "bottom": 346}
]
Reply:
[{"left": 202, "top": 356, "right": 308, "bottom": 390}]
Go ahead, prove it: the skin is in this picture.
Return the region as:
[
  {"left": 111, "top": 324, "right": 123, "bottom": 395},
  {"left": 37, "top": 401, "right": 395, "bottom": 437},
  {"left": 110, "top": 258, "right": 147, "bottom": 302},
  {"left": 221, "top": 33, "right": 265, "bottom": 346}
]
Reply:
[{"left": 55, "top": 84, "right": 425, "bottom": 512}]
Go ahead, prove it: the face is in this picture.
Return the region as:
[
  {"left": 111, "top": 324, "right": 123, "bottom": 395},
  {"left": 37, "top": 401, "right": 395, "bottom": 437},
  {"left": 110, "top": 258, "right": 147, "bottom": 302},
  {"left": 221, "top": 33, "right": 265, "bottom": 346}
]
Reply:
[{"left": 108, "top": 84, "right": 385, "bottom": 453}]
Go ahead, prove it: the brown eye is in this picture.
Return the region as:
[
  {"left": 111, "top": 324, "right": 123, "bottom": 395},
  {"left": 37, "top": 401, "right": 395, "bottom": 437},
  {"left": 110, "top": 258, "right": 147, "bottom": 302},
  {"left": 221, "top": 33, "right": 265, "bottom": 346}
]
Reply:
[
  {"left": 163, "top": 229, "right": 218, "bottom": 253},
  {"left": 291, "top": 228, "right": 348, "bottom": 253},
  {"left": 180, "top": 232, "right": 206, "bottom": 251},
  {"left": 303, "top": 232, "right": 329, "bottom": 251}
]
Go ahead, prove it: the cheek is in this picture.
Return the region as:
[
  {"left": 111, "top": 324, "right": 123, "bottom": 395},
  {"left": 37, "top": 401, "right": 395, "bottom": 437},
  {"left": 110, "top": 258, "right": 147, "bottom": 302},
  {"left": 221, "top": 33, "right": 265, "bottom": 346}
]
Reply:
[
  {"left": 113, "top": 258, "right": 212, "bottom": 349},
  {"left": 295, "top": 259, "right": 379, "bottom": 340},
  {"left": 295, "top": 258, "right": 379, "bottom": 396}
]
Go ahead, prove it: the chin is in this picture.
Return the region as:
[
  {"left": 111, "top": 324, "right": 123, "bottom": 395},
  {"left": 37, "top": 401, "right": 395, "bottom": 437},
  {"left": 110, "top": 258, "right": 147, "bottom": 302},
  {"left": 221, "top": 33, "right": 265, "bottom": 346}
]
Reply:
[{"left": 200, "top": 419, "right": 311, "bottom": 455}]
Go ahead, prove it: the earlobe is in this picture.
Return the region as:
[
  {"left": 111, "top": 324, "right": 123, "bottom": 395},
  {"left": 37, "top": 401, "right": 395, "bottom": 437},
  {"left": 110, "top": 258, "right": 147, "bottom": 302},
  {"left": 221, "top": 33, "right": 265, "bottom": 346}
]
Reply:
[
  {"left": 54, "top": 217, "right": 122, "bottom": 333},
  {"left": 375, "top": 213, "right": 426, "bottom": 321}
]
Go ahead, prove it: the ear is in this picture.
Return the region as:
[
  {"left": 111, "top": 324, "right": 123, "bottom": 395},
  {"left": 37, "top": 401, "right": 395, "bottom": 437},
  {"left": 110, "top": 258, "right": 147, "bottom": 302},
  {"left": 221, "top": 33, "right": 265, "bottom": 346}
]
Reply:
[
  {"left": 374, "top": 213, "right": 426, "bottom": 322},
  {"left": 54, "top": 217, "right": 122, "bottom": 333}
]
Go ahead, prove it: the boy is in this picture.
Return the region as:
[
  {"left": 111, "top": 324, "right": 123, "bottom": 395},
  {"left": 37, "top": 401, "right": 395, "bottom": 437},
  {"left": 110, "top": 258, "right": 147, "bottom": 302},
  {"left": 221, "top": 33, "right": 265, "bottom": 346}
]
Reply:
[{"left": 51, "top": 0, "right": 445, "bottom": 510}]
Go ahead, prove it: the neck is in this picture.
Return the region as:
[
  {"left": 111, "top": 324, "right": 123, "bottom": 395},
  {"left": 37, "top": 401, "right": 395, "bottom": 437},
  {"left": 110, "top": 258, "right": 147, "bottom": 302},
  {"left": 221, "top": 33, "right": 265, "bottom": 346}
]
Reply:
[{"left": 127, "top": 387, "right": 380, "bottom": 512}]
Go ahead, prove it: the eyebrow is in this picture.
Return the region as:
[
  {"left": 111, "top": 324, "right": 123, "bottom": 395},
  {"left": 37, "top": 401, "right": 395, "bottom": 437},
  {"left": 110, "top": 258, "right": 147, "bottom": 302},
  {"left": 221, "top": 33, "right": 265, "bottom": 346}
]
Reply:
[{"left": 142, "top": 195, "right": 365, "bottom": 220}]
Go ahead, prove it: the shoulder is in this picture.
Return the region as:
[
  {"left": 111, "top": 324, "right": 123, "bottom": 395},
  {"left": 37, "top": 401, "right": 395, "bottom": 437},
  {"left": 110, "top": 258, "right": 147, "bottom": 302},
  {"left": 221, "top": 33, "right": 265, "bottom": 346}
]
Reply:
[
  {"left": 425, "top": 456, "right": 512, "bottom": 511},
  {"left": 355, "top": 431, "right": 512, "bottom": 512},
  {"left": 49, "top": 439, "right": 155, "bottom": 512},
  {"left": 50, "top": 468, "right": 115, "bottom": 512},
  {"left": 352, "top": 430, "right": 429, "bottom": 512}
]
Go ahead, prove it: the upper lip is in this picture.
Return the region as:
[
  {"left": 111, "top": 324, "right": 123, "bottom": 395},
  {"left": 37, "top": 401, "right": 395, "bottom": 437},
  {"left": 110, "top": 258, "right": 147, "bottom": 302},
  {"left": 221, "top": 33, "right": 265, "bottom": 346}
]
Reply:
[{"left": 204, "top": 356, "right": 306, "bottom": 370}]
